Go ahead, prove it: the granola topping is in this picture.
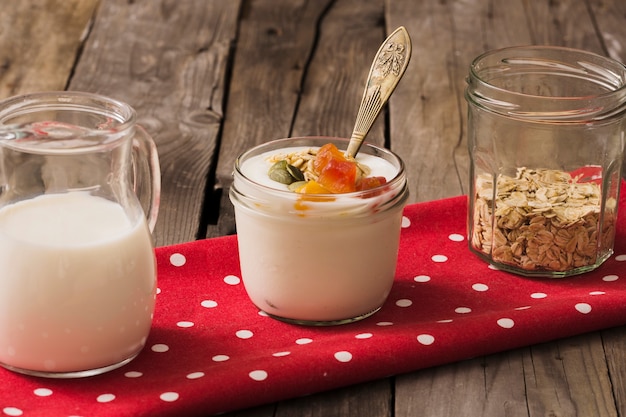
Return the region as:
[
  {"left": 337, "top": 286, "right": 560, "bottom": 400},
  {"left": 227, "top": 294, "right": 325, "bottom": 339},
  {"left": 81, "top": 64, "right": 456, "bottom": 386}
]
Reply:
[{"left": 267, "top": 144, "right": 379, "bottom": 194}]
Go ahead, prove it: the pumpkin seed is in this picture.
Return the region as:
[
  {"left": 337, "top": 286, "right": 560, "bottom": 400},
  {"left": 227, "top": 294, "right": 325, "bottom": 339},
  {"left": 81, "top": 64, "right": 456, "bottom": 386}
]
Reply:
[
  {"left": 269, "top": 159, "right": 307, "bottom": 185},
  {"left": 269, "top": 168, "right": 294, "bottom": 184},
  {"left": 288, "top": 181, "right": 307, "bottom": 192},
  {"left": 269, "top": 160, "right": 287, "bottom": 173},
  {"left": 286, "top": 164, "right": 305, "bottom": 181}
]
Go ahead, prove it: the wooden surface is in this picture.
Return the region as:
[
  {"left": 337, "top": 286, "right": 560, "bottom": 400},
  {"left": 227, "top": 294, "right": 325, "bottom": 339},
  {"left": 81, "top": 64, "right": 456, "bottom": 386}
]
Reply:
[{"left": 2, "top": 0, "right": 626, "bottom": 416}]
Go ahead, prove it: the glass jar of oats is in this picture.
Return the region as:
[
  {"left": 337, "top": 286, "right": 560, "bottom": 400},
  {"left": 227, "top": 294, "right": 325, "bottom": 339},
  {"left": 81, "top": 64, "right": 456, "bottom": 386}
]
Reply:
[{"left": 465, "top": 46, "right": 626, "bottom": 278}]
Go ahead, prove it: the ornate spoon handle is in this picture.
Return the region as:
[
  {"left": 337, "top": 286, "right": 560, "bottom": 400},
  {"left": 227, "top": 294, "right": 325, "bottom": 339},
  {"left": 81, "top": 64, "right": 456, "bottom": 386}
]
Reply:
[{"left": 346, "top": 26, "right": 411, "bottom": 158}]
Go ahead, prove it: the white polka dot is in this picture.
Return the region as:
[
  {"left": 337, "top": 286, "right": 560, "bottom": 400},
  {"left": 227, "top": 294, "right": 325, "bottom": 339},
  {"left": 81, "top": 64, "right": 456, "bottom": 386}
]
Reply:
[
  {"left": 201, "top": 300, "right": 217, "bottom": 308},
  {"left": 615, "top": 254, "right": 626, "bottom": 261},
  {"left": 296, "top": 338, "right": 313, "bottom": 345},
  {"left": 355, "top": 333, "right": 373, "bottom": 339},
  {"left": 448, "top": 233, "right": 464, "bottom": 242},
  {"left": 334, "top": 351, "right": 353, "bottom": 362},
  {"left": 33, "top": 388, "right": 52, "bottom": 397},
  {"left": 376, "top": 321, "right": 394, "bottom": 326},
  {"left": 603, "top": 275, "right": 619, "bottom": 282},
  {"left": 515, "top": 306, "right": 531, "bottom": 310},
  {"left": 531, "top": 292, "right": 547, "bottom": 299},
  {"left": 590, "top": 291, "right": 605, "bottom": 295},
  {"left": 151, "top": 344, "right": 169, "bottom": 353},
  {"left": 417, "top": 334, "right": 435, "bottom": 345},
  {"left": 455, "top": 307, "right": 472, "bottom": 314},
  {"left": 236, "top": 330, "right": 253, "bottom": 339},
  {"left": 224, "top": 275, "right": 241, "bottom": 285},
  {"left": 249, "top": 370, "right": 268, "bottom": 381},
  {"left": 272, "top": 351, "right": 291, "bottom": 357},
  {"left": 2, "top": 408, "right": 23, "bottom": 417},
  {"left": 575, "top": 303, "right": 592, "bottom": 314},
  {"left": 125, "top": 371, "right": 143, "bottom": 378},
  {"left": 437, "top": 319, "right": 453, "bottom": 323},
  {"left": 414, "top": 275, "right": 431, "bottom": 282},
  {"left": 497, "top": 318, "right": 515, "bottom": 328},
  {"left": 169, "top": 253, "right": 186, "bottom": 267},
  {"left": 401, "top": 216, "right": 411, "bottom": 228},
  {"left": 472, "top": 283, "right": 489, "bottom": 292},
  {"left": 187, "top": 372, "right": 205, "bottom": 379},
  {"left": 160, "top": 392, "right": 179, "bottom": 402},
  {"left": 432, "top": 254, "right": 448, "bottom": 262},
  {"left": 396, "top": 299, "right": 412, "bottom": 307},
  {"left": 97, "top": 394, "right": 116, "bottom": 403},
  {"left": 212, "top": 355, "right": 230, "bottom": 362},
  {"left": 156, "top": 287, "right": 161, "bottom": 294},
  {"left": 176, "top": 321, "right": 194, "bottom": 328}
]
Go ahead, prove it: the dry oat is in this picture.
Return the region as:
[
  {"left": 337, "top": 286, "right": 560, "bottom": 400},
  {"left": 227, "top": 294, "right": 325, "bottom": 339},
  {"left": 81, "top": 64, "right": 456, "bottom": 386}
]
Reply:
[{"left": 471, "top": 168, "right": 616, "bottom": 273}]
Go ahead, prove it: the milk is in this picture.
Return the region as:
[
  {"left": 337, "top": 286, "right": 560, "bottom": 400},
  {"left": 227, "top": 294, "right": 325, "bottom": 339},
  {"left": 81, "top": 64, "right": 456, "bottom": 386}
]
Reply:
[
  {"left": 231, "top": 139, "right": 408, "bottom": 324},
  {"left": 0, "top": 192, "right": 156, "bottom": 374}
]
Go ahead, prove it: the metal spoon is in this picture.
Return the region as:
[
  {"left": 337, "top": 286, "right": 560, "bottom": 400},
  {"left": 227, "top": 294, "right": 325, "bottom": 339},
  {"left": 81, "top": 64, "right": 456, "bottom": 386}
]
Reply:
[{"left": 345, "top": 26, "right": 412, "bottom": 158}]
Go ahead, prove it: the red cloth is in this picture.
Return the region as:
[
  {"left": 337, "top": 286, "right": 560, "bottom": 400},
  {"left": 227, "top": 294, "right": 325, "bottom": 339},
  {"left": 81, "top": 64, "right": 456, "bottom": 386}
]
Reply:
[{"left": 3, "top": 194, "right": 626, "bottom": 417}]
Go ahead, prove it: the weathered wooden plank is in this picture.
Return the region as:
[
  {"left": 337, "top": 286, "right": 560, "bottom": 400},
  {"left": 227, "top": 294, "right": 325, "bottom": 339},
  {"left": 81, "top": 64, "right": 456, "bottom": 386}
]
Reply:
[
  {"left": 588, "top": 0, "right": 626, "bottom": 68},
  {"left": 395, "top": 353, "right": 529, "bottom": 417},
  {"left": 523, "top": 334, "right": 617, "bottom": 417},
  {"left": 69, "top": 0, "right": 241, "bottom": 246},
  {"left": 601, "top": 326, "right": 626, "bottom": 416},
  {"left": 523, "top": 0, "right": 605, "bottom": 53},
  {"left": 207, "top": 0, "right": 334, "bottom": 238},
  {"left": 0, "top": 0, "right": 99, "bottom": 97},
  {"left": 291, "top": 0, "right": 386, "bottom": 144}
]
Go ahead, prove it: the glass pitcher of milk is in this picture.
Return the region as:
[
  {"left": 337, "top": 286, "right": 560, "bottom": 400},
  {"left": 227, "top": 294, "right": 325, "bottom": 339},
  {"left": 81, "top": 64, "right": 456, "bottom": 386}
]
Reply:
[{"left": 0, "top": 91, "right": 160, "bottom": 378}]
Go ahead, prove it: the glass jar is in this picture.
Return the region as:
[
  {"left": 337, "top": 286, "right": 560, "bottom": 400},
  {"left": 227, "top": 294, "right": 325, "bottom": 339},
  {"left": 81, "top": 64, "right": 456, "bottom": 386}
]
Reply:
[
  {"left": 465, "top": 46, "right": 626, "bottom": 278},
  {"left": 229, "top": 137, "right": 408, "bottom": 325}
]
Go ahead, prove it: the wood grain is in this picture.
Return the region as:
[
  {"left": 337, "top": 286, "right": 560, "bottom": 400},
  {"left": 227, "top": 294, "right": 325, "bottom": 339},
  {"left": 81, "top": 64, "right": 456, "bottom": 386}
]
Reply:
[
  {"left": 0, "top": 0, "right": 99, "bottom": 97},
  {"left": 69, "top": 0, "right": 241, "bottom": 246}
]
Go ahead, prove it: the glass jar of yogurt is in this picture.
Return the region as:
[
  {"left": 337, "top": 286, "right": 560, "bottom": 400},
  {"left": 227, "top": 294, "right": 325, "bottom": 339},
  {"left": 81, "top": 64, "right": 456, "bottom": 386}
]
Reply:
[{"left": 230, "top": 137, "right": 408, "bottom": 325}]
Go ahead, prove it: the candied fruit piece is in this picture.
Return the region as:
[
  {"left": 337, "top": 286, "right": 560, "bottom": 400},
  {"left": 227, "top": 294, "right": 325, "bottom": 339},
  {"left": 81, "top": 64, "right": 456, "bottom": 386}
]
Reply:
[
  {"left": 356, "top": 176, "right": 387, "bottom": 191},
  {"left": 293, "top": 180, "right": 331, "bottom": 194},
  {"left": 313, "top": 143, "right": 357, "bottom": 193}
]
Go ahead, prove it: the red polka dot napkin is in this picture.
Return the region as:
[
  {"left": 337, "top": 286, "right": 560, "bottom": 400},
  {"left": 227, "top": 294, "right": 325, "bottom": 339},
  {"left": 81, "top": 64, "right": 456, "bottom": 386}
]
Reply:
[{"left": 3, "top": 193, "right": 626, "bottom": 417}]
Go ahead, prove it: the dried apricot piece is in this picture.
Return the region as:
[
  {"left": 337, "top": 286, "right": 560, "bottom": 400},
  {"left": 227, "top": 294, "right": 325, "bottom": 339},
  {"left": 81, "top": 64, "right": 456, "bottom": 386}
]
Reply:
[
  {"left": 293, "top": 180, "right": 331, "bottom": 194},
  {"left": 313, "top": 143, "right": 357, "bottom": 193},
  {"left": 356, "top": 176, "right": 387, "bottom": 191}
]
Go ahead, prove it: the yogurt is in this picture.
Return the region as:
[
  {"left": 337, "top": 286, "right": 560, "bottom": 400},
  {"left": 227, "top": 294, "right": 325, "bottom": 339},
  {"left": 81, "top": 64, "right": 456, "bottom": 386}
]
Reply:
[
  {"left": 230, "top": 137, "right": 408, "bottom": 325},
  {"left": 0, "top": 192, "right": 156, "bottom": 376}
]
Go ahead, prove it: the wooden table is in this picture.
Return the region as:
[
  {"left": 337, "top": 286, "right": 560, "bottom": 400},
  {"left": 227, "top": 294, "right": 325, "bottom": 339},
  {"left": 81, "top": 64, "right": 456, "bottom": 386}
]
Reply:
[{"left": 3, "top": 0, "right": 626, "bottom": 416}]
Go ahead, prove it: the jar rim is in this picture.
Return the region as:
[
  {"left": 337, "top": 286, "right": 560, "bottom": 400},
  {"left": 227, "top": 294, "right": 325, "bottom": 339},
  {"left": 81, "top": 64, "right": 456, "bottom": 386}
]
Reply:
[
  {"left": 466, "top": 45, "right": 626, "bottom": 121},
  {"left": 230, "top": 136, "right": 409, "bottom": 218},
  {"left": 0, "top": 91, "right": 136, "bottom": 154},
  {"left": 234, "top": 136, "right": 406, "bottom": 197}
]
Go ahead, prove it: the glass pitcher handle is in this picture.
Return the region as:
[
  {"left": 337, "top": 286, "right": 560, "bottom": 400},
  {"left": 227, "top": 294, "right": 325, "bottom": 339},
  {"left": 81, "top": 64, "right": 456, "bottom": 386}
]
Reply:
[{"left": 132, "top": 125, "right": 161, "bottom": 233}]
